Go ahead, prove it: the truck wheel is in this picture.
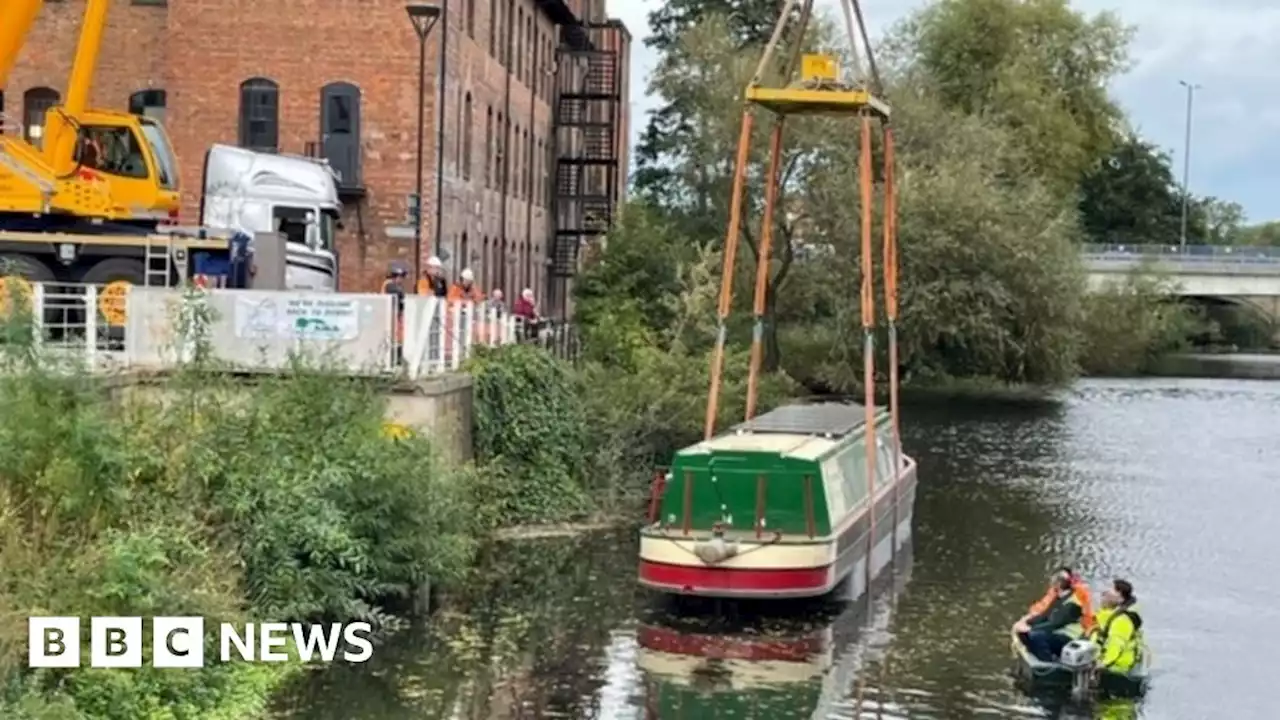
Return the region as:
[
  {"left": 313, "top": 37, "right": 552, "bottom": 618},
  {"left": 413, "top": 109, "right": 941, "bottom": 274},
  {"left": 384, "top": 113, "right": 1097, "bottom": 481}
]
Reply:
[
  {"left": 80, "top": 258, "right": 147, "bottom": 335},
  {"left": 0, "top": 254, "right": 56, "bottom": 325}
]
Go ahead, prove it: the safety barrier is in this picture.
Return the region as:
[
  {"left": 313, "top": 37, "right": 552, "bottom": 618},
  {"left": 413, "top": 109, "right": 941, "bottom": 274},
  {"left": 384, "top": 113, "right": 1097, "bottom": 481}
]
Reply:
[{"left": 0, "top": 282, "right": 563, "bottom": 377}]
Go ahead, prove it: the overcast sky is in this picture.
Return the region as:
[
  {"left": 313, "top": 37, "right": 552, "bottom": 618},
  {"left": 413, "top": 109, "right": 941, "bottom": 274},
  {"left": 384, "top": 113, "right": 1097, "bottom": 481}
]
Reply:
[{"left": 607, "top": 0, "right": 1280, "bottom": 223}]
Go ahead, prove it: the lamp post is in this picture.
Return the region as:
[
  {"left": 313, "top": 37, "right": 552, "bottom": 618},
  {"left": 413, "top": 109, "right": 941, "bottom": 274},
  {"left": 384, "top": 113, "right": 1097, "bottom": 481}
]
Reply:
[
  {"left": 1178, "top": 80, "right": 1200, "bottom": 250},
  {"left": 406, "top": 2, "right": 442, "bottom": 278}
]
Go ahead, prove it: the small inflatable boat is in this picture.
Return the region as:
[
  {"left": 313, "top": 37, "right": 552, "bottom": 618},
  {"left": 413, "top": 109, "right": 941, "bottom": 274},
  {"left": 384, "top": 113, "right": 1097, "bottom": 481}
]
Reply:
[{"left": 1010, "top": 633, "right": 1150, "bottom": 700}]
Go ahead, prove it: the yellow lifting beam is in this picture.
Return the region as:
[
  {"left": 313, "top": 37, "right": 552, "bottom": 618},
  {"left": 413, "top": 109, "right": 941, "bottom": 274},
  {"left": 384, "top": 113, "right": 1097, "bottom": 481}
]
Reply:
[{"left": 701, "top": 0, "right": 904, "bottom": 584}]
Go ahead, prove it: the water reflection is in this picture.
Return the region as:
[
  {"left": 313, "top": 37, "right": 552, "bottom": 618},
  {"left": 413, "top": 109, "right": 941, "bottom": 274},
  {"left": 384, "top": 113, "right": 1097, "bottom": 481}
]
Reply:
[
  {"left": 278, "top": 378, "right": 1280, "bottom": 719},
  {"left": 635, "top": 548, "right": 912, "bottom": 719}
]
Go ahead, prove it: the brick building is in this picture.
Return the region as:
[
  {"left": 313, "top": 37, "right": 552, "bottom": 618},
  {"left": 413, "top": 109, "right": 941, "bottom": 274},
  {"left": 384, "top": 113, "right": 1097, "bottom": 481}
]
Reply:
[{"left": 2, "top": 0, "right": 630, "bottom": 311}]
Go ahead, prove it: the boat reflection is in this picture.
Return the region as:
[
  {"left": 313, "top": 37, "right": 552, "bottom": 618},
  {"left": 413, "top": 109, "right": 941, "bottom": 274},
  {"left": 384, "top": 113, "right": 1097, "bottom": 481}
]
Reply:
[{"left": 636, "top": 544, "right": 913, "bottom": 719}]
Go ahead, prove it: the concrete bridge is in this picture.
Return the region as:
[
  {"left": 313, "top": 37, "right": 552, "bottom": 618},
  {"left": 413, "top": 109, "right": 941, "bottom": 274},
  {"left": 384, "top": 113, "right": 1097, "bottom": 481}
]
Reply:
[{"left": 1081, "top": 244, "right": 1280, "bottom": 331}]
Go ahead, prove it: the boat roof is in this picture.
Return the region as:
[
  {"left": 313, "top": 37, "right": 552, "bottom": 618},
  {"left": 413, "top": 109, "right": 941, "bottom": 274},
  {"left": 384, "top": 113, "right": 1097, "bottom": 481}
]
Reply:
[
  {"left": 733, "top": 403, "right": 868, "bottom": 437},
  {"left": 679, "top": 403, "right": 877, "bottom": 462}
]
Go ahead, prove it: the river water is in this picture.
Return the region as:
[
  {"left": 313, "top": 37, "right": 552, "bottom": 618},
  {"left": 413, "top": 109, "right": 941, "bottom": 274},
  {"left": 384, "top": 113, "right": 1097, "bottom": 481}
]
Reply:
[{"left": 275, "top": 377, "right": 1280, "bottom": 719}]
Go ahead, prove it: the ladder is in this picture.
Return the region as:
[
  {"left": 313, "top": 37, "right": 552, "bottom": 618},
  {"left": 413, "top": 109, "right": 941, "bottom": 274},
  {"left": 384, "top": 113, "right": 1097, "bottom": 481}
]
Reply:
[{"left": 143, "top": 233, "right": 174, "bottom": 288}]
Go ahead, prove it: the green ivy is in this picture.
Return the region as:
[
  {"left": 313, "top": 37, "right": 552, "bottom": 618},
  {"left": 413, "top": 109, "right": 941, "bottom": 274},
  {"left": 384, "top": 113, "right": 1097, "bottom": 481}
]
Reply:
[{"left": 465, "top": 344, "right": 591, "bottom": 526}]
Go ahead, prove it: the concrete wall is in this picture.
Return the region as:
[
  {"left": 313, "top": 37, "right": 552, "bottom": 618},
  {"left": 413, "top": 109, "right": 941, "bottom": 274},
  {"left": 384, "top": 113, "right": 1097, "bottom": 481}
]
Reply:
[{"left": 102, "top": 371, "right": 475, "bottom": 462}]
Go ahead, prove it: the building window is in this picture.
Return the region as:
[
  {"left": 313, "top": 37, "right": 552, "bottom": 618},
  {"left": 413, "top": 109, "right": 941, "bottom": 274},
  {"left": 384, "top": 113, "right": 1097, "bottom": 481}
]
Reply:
[
  {"left": 465, "top": 0, "right": 475, "bottom": 37},
  {"left": 485, "top": 106, "right": 493, "bottom": 188},
  {"left": 460, "top": 232, "right": 470, "bottom": 274},
  {"left": 462, "top": 93, "right": 473, "bottom": 181},
  {"left": 525, "top": 16, "right": 533, "bottom": 87},
  {"left": 496, "top": 113, "right": 505, "bottom": 188},
  {"left": 239, "top": 77, "right": 279, "bottom": 152},
  {"left": 513, "top": 124, "right": 521, "bottom": 198},
  {"left": 516, "top": 7, "right": 523, "bottom": 78},
  {"left": 127, "top": 88, "right": 166, "bottom": 121},
  {"left": 523, "top": 129, "right": 531, "bottom": 199},
  {"left": 22, "top": 87, "right": 59, "bottom": 147},
  {"left": 496, "top": 0, "right": 505, "bottom": 65},
  {"left": 320, "top": 81, "right": 361, "bottom": 187},
  {"left": 489, "top": 0, "right": 498, "bottom": 57}
]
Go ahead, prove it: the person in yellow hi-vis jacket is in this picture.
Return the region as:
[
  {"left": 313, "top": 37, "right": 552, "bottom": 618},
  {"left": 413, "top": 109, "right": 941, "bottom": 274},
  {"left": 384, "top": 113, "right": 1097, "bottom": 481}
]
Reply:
[{"left": 1088, "top": 578, "right": 1143, "bottom": 674}]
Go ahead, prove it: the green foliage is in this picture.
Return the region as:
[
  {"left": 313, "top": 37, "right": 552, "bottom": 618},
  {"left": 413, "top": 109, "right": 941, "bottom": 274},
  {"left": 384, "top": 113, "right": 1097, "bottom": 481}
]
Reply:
[
  {"left": 898, "top": 0, "right": 1132, "bottom": 192},
  {"left": 0, "top": 315, "right": 479, "bottom": 717},
  {"left": 1078, "top": 273, "right": 1203, "bottom": 375},
  {"left": 465, "top": 344, "right": 590, "bottom": 526},
  {"left": 1078, "top": 133, "right": 1184, "bottom": 246}
]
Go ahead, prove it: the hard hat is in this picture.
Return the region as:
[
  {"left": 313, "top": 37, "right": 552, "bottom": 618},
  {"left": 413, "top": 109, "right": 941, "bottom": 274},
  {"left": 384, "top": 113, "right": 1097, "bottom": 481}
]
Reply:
[
  {"left": 426, "top": 256, "right": 443, "bottom": 268},
  {"left": 460, "top": 268, "right": 474, "bottom": 281},
  {"left": 389, "top": 261, "right": 408, "bottom": 276}
]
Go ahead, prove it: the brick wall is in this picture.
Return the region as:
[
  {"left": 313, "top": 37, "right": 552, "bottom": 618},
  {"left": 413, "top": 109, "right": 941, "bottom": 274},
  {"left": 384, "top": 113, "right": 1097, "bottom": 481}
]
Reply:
[{"left": 5, "top": 0, "right": 628, "bottom": 299}]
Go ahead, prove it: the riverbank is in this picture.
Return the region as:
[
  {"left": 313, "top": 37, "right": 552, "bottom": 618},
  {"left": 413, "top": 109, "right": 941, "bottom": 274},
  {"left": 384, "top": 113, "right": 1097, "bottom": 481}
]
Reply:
[{"left": 1147, "top": 352, "right": 1280, "bottom": 380}]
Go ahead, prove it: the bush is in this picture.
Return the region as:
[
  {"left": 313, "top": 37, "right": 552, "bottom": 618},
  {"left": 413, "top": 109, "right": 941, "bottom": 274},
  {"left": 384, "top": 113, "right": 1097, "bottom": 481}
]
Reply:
[
  {"left": 0, "top": 310, "right": 479, "bottom": 717},
  {"left": 465, "top": 344, "right": 591, "bottom": 526},
  {"left": 1078, "top": 273, "right": 1203, "bottom": 375}
]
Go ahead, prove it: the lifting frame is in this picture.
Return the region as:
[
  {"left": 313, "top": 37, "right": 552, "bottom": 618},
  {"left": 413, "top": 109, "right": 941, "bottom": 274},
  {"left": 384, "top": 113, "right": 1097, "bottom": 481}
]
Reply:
[{"left": 700, "top": 0, "right": 903, "bottom": 592}]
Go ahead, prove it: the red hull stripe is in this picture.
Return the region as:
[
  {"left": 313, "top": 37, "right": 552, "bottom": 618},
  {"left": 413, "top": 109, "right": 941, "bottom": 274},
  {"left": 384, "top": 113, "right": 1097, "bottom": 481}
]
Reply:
[
  {"left": 638, "top": 560, "right": 831, "bottom": 592},
  {"left": 637, "top": 624, "right": 825, "bottom": 662}
]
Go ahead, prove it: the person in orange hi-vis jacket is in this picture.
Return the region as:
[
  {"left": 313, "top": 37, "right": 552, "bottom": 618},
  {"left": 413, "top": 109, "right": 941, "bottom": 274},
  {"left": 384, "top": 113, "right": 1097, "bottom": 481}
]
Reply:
[
  {"left": 1020, "top": 565, "right": 1095, "bottom": 634},
  {"left": 445, "top": 268, "right": 484, "bottom": 354}
]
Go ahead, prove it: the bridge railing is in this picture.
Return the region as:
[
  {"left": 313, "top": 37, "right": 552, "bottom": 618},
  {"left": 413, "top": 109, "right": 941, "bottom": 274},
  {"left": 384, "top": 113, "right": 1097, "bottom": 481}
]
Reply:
[{"left": 1082, "top": 244, "right": 1280, "bottom": 263}]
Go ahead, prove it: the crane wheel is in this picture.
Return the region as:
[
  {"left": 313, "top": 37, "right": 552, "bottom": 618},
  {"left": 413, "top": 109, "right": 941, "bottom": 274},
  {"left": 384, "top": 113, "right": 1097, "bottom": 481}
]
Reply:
[
  {"left": 80, "top": 258, "right": 147, "bottom": 330},
  {"left": 0, "top": 254, "right": 56, "bottom": 320}
]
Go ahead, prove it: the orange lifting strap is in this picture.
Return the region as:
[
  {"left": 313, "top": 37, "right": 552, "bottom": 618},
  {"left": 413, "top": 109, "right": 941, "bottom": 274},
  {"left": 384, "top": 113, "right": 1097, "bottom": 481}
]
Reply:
[{"left": 700, "top": 0, "right": 901, "bottom": 581}]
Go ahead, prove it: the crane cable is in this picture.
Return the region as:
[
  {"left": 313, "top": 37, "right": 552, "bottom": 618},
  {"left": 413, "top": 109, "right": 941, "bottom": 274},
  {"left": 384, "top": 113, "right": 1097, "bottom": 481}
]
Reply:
[{"left": 745, "top": 0, "right": 815, "bottom": 422}]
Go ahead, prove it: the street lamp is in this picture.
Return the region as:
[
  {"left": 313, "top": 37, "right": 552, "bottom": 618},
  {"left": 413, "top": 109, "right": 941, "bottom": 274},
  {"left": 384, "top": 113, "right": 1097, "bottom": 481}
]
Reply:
[
  {"left": 1179, "top": 80, "right": 1201, "bottom": 250},
  {"left": 406, "top": 2, "right": 443, "bottom": 278}
]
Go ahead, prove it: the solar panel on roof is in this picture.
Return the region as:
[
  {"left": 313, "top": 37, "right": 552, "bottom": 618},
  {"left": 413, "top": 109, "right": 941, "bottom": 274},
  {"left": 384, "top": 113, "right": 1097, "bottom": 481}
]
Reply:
[{"left": 729, "top": 402, "right": 873, "bottom": 438}]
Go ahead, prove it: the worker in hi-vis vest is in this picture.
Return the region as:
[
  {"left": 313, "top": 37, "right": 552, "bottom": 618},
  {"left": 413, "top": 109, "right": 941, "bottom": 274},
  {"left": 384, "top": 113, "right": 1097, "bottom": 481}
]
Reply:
[{"left": 1088, "top": 578, "right": 1143, "bottom": 673}]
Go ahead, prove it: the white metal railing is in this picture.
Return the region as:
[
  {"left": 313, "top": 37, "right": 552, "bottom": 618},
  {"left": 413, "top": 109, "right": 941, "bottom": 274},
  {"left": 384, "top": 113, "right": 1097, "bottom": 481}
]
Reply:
[{"left": 1, "top": 282, "right": 565, "bottom": 377}]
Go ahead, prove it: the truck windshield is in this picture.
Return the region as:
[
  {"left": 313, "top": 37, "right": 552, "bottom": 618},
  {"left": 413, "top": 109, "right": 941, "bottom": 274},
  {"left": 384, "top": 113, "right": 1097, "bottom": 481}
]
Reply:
[{"left": 138, "top": 120, "right": 178, "bottom": 190}]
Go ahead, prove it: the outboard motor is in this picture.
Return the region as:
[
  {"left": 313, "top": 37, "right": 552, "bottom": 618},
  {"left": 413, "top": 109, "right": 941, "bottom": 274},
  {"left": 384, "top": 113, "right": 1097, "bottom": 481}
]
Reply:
[{"left": 1058, "top": 638, "right": 1100, "bottom": 700}]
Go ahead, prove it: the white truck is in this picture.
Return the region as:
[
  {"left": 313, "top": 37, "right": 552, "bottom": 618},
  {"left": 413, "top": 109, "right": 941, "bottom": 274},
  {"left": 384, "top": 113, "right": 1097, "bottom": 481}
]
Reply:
[{"left": 199, "top": 144, "right": 340, "bottom": 291}]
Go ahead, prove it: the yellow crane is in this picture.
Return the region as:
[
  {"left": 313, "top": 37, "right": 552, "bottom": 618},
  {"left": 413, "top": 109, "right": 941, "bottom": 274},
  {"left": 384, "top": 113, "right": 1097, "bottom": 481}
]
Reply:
[{"left": 0, "top": 0, "right": 181, "bottom": 229}]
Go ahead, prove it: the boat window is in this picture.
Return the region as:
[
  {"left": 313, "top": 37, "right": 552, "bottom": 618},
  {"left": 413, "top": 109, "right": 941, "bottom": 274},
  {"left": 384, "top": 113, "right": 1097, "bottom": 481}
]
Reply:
[
  {"left": 876, "top": 435, "right": 894, "bottom": 488},
  {"left": 836, "top": 443, "right": 867, "bottom": 509},
  {"left": 75, "top": 125, "right": 149, "bottom": 179}
]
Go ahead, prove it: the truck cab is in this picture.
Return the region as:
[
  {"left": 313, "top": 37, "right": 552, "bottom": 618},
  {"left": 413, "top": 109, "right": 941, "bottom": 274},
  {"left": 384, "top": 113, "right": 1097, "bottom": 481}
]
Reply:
[{"left": 199, "top": 144, "right": 339, "bottom": 291}]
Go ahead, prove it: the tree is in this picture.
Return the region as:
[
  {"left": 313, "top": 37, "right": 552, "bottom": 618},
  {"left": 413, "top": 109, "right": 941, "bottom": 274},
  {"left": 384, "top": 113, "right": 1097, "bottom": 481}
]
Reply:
[
  {"left": 1236, "top": 221, "right": 1280, "bottom": 246},
  {"left": 634, "top": 0, "right": 784, "bottom": 209},
  {"left": 897, "top": 0, "right": 1133, "bottom": 191},
  {"left": 1190, "top": 197, "right": 1245, "bottom": 245},
  {"left": 1078, "top": 133, "right": 1182, "bottom": 246}
]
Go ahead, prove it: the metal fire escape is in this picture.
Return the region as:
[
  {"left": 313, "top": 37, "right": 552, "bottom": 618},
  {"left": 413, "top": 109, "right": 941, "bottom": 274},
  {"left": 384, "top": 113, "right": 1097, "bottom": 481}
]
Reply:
[{"left": 548, "top": 22, "right": 621, "bottom": 310}]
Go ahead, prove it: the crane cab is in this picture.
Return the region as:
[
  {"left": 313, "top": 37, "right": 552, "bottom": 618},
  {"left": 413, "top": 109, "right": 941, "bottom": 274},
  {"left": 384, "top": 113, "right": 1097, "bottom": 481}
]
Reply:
[{"left": 47, "top": 108, "right": 181, "bottom": 223}]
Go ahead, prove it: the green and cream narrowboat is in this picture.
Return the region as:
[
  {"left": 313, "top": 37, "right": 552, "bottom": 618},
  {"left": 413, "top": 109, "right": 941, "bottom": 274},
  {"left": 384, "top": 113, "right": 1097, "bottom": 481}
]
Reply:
[{"left": 638, "top": 403, "right": 917, "bottom": 600}]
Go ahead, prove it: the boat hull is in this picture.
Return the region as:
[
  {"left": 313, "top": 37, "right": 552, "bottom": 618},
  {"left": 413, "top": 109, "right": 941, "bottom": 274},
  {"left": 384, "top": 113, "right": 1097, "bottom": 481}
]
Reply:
[
  {"left": 638, "top": 457, "right": 917, "bottom": 600},
  {"left": 1009, "top": 632, "right": 1150, "bottom": 698}
]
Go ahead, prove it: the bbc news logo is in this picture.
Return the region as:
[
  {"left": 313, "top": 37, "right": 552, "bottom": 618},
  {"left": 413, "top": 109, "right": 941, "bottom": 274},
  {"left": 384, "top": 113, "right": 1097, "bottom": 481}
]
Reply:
[{"left": 28, "top": 617, "right": 373, "bottom": 668}]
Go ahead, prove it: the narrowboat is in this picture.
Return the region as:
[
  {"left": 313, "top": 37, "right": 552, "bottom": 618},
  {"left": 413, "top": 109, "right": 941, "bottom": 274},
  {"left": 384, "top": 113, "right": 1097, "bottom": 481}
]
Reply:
[{"left": 638, "top": 402, "right": 917, "bottom": 600}]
